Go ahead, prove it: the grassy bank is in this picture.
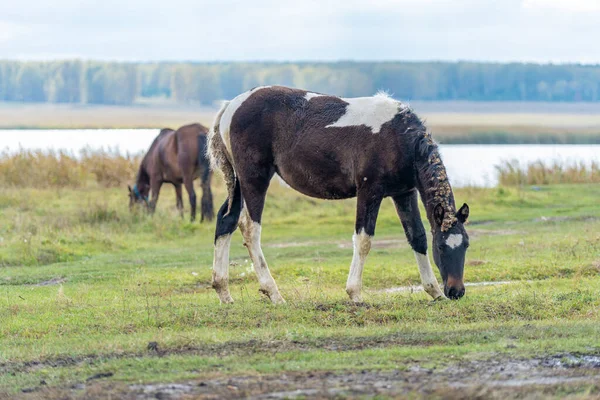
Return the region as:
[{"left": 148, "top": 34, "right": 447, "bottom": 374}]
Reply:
[
  {"left": 1, "top": 180, "right": 599, "bottom": 396},
  {"left": 3, "top": 149, "right": 600, "bottom": 193},
  {"left": 2, "top": 103, "right": 600, "bottom": 144}
]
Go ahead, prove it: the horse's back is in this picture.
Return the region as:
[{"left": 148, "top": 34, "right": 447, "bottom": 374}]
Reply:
[
  {"left": 223, "top": 85, "right": 422, "bottom": 199},
  {"left": 173, "top": 123, "right": 210, "bottom": 180}
]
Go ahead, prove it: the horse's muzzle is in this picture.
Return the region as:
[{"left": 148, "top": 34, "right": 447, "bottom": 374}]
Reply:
[
  {"left": 444, "top": 277, "right": 465, "bottom": 300},
  {"left": 445, "top": 286, "right": 465, "bottom": 300}
]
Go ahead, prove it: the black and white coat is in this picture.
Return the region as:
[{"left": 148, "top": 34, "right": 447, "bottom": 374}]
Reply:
[{"left": 208, "top": 86, "right": 469, "bottom": 304}]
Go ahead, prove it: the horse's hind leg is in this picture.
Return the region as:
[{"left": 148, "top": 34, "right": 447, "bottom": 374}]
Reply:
[
  {"left": 212, "top": 180, "right": 243, "bottom": 304},
  {"left": 174, "top": 183, "right": 184, "bottom": 218},
  {"left": 200, "top": 170, "right": 214, "bottom": 222},
  {"left": 182, "top": 174, "right": 197, "bottom": 222},
  {"left": 346, "top": 186, "right": 383, "bottom": 303},
  {"left": 237, "top": 171, "right": 285, "bottom": 304},
  {"left": 392, "top": 191, "right": 445, "bottom": 300}
]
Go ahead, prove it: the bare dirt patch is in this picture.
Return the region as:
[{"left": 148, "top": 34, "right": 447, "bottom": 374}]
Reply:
[
  {"left": 12, "top": 354, "right": 600, "bottom": 399},
  {"left": 29, "top": 277, "right": 67, "bottom": 286}
]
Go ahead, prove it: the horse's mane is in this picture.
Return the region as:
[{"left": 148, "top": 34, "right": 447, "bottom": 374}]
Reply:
[
  {"left": 413, "top": 123, "right": 457, "bottom": 232},
  {"left": 136, "top": 128, "right": 173, "bottom": 185}
]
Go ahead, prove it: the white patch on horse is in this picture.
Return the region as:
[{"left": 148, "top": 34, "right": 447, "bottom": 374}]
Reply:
[
  {"left": 414, "top": 251, "right": 445, "bottom": 299},
  {"left": 346, "top": 228, "right": 372, "bottom": 302},
  {"left": 212, "top": 234, "right": 233, "bottom": 303},
  {"left": 238, "top": 210, "right": 285, "bottom": 304},
  {"left": 326, "top": 92, "right": 405, "bottom": 134},
  {"left": 445, "top": 234, "right": 463, "bottom": 249},
  {"left": 219, "top": 86, "right": 271, "bottom": 155},
  {"left": 305, "top": 92, "right": 325, "bottom": 101}
]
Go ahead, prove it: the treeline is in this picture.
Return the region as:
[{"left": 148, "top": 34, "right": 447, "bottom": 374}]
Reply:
[{"left": 2, "top": 60, "right": 600, "bottom": 105}]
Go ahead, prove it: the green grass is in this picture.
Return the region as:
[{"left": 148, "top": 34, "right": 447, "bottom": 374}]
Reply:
[{"left": 1, "top": 182, "right": 600, "bottom": 394}]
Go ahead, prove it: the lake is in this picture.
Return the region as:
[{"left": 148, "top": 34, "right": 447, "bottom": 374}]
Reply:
[{"left": 2, "top": 129, "right": 599, "bottom": 187}]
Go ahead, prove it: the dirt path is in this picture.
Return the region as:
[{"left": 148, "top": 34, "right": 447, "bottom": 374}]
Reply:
[
  {"left": 8, "top": 353, "right": 600, "bottom": 399},
  {"left": 126, "top": 357, "right": 600, "bottom": 399}
]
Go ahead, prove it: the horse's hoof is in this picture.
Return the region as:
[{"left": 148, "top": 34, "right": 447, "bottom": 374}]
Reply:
[
  {"left": 219, "top": 295, "right": 234, "bottom": 304},
  {"left": 346, "top": 287, "right": 362, "bottom": 303},
  {"left": 260, "top": 288, "right": 285, "bottom": 304}
]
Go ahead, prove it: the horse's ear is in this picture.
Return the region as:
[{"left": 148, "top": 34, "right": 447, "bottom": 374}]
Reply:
[
  {"left": 128, "top": 185, "right": 132, "bottom": 194},
  {"left": 457, "top": 203, "right": 469, "bottom": 223},
  {"left": 433, "top": 203, "right": 445, "bottom": 227}
]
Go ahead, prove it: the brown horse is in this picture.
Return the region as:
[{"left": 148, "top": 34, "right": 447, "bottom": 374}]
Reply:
[
  {"left": 129, "top": 123, "right": 214, "bottom": 222},
  {"left": 208, "top": 86, "right": 469, "bottom": 305}
]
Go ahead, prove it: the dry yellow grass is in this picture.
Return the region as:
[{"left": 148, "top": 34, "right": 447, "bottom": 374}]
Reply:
[
  {"left": 424, "top": 112, "right": 600, "bottom": 128},
  {"left": 1, "top": 103, "right": 600, "bottom": 131},
  {"left": 2, "top": 103, "right": 600, "bottom": 144},
  {"left": 0, "top": 149, "right": 141, "bottom": 188},
  {"left": 0, "top": 103, "right": 215, "bottom": 129},
  {"left": 497, "top": 160, "right": 600, "bottom": 185}
]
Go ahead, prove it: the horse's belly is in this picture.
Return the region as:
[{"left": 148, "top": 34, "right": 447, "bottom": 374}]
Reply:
[{"left": 275, "top": 159, "right": 356, "bottom": 200}]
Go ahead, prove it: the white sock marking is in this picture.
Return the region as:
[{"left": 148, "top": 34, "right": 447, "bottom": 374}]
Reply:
[
  {"left": 213, "top": 234, "right": 233, "bottom": 303},
  {"left": 239, "top": 210, "right": 284, "bottom": 303},
  {"left": 326, "top": 92, "right": 406, "bottom": 134},
  {"left": 414, "top": 251, "right": 444, "bottom": 299},
  {"left": 445, "top": 234, "right": 463, "bottom": 249},
  {"left": 346, "top": 229, "right": 372, "bottom": 301}
]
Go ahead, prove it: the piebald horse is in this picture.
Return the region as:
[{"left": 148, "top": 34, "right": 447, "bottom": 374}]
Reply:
[{"left": 208, "top": 86, "right": 469, "bottom": 304}]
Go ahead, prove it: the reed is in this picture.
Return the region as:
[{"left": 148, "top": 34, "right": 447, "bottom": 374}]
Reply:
[
  {"left": 497, "top": 159, "right": 600, "bottom": 186},
  {"left": 0, "top": 148, "right": 141, "bottom": 188}
]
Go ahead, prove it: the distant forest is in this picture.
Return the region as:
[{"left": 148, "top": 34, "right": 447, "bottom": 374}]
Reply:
[{"left": 2, "top": 60, "right": 600, "bottom": 105}]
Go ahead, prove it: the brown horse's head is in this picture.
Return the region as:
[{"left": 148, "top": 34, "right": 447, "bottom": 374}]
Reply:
[
  {"left": 128, "top": 184, "right": 150, "bottom": 210},
  {"left": 431, "top": 203, "right": 470, "bottom": 300}
]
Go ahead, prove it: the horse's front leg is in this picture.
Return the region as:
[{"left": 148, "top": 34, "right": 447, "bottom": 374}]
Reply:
[
  {"left": 149, "top": 177, "right": 163, "bottom": 214},
  {"left": 346, "top": 187, "right": 383, "bottom": 303},
  {"left": 392, "top": 191, "right": 445, "bottom": 300}
]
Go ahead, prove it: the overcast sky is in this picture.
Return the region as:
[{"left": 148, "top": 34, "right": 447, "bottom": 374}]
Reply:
[{"left": 1, "top": 0, "right": 598, "bottom": 63}]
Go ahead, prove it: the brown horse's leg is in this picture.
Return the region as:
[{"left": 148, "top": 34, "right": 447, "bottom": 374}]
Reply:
[
  {"left": 237, "top": 172, "right": 284, "bottom": 304},
  {"left": 392, "top": 191, "right": 445, "bottom": 300},
  {"left": 175, "top": 183, "right": 184, "bottom": 219},
  {"left": 346, "top": 186, "right": 383, "bottom": 303},
  {"left": 149, "top": 177, "right": 163, "bottom": 214},
  {"left": 200, "top": 171, "right": 214, "bottom": 222},
  {"left": 183, "top": 175, "right": 197, "bottom": 222}
]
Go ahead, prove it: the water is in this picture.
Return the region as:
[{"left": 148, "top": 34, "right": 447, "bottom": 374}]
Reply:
[
  {"left": 441, "top": 144, "right": 600, "bottom": 187},
  {"left": 1, "top": 129, "right": 599, "bottom": 187}
]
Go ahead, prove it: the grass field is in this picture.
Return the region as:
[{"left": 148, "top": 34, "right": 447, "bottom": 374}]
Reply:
[
  {"left": 2, "top": 102, "right": 600, "bottom": 144},
  {"left": 1, "top": 178, "right": 600, "bottom": 398}
]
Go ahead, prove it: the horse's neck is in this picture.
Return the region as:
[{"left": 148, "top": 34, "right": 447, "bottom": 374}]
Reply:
[
  {"left": 414, "top": 134, "right": 457, "bottom": 231},
  {"left": 136, "top": 159, "right": 150, "bottom": 187}
]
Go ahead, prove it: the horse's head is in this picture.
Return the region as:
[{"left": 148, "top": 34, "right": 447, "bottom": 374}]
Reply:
[
  {"left": 431, "top": 203, "right": 470, "bottom": 300},
  {"left": 128, "top": 184, "right": 150, "bottom": 210}
]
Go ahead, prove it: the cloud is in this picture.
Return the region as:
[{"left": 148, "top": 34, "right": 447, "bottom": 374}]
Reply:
[
  {"left": 0, "top": 0, "right": 599, "bottom": 63},
  {"left": 523, "top": 0, "right": 600, "bottom": 12},
  {"left": 0, "top": 21, "right": 32, "bottom": 43}
]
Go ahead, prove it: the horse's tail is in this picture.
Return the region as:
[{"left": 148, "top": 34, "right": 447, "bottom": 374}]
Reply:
[
  {"left": 207, "top": 100, "right": 237, "bottom": 213},
  {"left": 197, "top": 134, "right": 210, "bottom": 185}
]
